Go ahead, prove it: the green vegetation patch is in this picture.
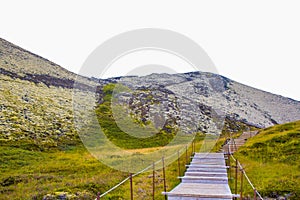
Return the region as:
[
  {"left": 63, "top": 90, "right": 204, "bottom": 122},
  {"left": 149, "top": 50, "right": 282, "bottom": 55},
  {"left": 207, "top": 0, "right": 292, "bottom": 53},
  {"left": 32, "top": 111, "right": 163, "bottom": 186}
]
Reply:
[
  {"left": 234, "top": 121, "right": 300, "bottom": 199},
  {"left": 0, "top": 144, "right": 127, "bottom": 199},
  {"left": 0, "top": 134, "right": 205, "bottom": 199},
  {"left": 95, "top": 83, "right": 176, "bottom": 149}
]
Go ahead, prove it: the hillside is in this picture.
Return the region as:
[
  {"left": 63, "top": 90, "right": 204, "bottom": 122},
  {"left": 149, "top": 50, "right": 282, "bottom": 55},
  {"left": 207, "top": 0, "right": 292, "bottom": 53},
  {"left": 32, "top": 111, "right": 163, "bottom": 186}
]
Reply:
[
  {"left": 235, "top": 120, "right": 300, "bottom": 199},
  {"left": 0, "top": 38, "right": 300, "bottom": 199},
  {"left": 104, "top": 72, "right": 300, "bottom": 135},
  {"left": 0, "top": 38, "right": 94, "bottom": 87},
  {"left": 0, "top": 38, "right": 96, "bottom": 149},
  {"left": 1, "top": 37, "right": 300, "bottom": 146}
]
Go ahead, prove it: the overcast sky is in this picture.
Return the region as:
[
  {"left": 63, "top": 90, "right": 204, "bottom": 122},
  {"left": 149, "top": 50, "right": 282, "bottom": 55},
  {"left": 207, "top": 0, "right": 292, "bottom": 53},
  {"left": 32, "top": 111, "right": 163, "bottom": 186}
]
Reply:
[{"left": 1, "top": 0, "right": 300, "bottom": 100}]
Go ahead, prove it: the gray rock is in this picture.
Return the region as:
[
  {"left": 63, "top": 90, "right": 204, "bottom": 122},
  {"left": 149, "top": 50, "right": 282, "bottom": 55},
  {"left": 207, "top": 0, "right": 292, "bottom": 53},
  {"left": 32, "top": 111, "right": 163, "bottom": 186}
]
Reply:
[{"left": 107, "top": 71, "right": 300, "bottom": 134}]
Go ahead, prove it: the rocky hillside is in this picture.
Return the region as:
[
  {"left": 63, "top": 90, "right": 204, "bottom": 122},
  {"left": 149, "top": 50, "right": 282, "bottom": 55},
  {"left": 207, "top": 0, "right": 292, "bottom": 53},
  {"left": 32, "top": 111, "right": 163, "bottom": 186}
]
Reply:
[
  {"left": 103, "top": 72, "right": 300, "bottom": 134},
  {"left": 1, "top": 37, "right": 300, "bottom": 145},
  {"left": 0, "top": 38, "right": 96, "bottom": 148},
  {"left": 0, "top": 38, "right": 95, "bottom": 89}
]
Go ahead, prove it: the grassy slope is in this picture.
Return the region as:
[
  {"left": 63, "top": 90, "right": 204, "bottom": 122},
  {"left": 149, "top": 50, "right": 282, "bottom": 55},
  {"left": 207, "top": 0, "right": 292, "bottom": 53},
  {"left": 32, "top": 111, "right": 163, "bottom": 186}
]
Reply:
[
  {"left": 105, "top": 135, "right": 204, "bottom": 200},
  {"left": 234, "top": 121, "right": 300, "bottom": 199},
  {"left": 0, "top": 137, "right": 204, "bottom": 200},
  {"left": 0, "top": 144, "right": 127, "bottom": 199}
]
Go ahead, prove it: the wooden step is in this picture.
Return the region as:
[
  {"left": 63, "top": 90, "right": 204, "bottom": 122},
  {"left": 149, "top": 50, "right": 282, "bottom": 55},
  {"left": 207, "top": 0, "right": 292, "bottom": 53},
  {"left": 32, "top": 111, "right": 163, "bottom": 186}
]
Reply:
[
  {"left": 185, "top": 171, "right": 228, "bottom": 177},
  {"left": 186, "top": 168, "right": 227, "bottom": 173},
  {"left": 180, "top": 176, "right": 228, "bottom": 184},
  {"left": 187, "top": 164, "right": 229, "bottom": 169},
  {"left": 163, "top": 183, "right": 236, "bottom": 200}
]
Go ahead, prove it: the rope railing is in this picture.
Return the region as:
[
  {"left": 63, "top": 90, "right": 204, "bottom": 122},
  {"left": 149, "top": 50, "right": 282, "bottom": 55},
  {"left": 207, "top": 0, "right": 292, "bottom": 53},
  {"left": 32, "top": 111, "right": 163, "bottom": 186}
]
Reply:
[
  {"left": 227, "top": 133, "right": 264, "bottom": 200},
  {"left": 95, "top": 131, "right": 264, "bottom": 200},
  {"left": 97, "top": 176, "right": 130, "bottom": 198},
  {"left": 95, "top": 140, "right": 195, "bottom": 199},
  {"left": 230, "top": 154, "right": 264, "bottom": 200},
  {"left": 95, "top": 158, "right": 160, "bottom": 199}
]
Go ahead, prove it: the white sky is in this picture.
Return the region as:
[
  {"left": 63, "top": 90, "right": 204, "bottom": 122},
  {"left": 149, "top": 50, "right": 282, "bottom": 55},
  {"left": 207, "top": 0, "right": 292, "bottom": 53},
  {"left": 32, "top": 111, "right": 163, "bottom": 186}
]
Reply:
[{"left": 1, "top": 0, "right": 300, "bottom": 100}]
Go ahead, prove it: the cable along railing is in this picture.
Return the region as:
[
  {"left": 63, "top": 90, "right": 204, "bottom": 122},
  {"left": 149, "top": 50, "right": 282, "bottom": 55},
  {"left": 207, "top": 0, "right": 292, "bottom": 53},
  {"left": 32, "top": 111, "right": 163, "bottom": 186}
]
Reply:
[
  {"left": 95, "top": 141, "right": 196, "bottom": 200},
  {"left": 94, "top": 133, "right": 264, "bottom": 200},
  {"left": 226, "top": 133, "right": 264, "bottom": 200}
]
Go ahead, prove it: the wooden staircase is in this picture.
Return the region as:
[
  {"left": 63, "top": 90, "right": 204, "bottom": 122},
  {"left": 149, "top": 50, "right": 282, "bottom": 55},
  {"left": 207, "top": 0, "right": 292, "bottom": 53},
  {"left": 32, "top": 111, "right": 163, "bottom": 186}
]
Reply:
[
  {"left": 163, "top": 153, "right": 238, "bottom": 200},
  {"left": 164, "top": 131, "right": 258, "bottom": 199},
  {"left": 223, "top": 131, "right": 258, "bottom": 153}
]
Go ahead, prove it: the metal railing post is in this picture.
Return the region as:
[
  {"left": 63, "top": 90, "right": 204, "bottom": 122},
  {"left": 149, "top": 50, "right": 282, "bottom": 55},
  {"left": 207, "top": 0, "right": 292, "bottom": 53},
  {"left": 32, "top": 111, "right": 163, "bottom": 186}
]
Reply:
[
  {"left": 130, "top": 173, "right": 133, "bottom": 200},
  {"left": 185, "top": 146, "right": 188, "bottom": 164},
  {"left": 152, "top": 162, "right": 155, "bottom": 200},
  {"left": 162, "top": 157, "right": 167, "bottom": 200},
  {"left": 235, "top": 159, "right": 238, "bottom": 197},
  {"left": 227, "top": 142, "right": 231, "bottom": 180},
  {"left": 192, "top": 140, "right": 195, "bottom": 155},
  {"left": 240, "top": 170, "right": 244, "bottom": 199},
  {"left": 177, "top": 151, "right": 181, "bottom": 177},
  {"left": 254, "top": 189, "right": 257, "bottom": 200}
]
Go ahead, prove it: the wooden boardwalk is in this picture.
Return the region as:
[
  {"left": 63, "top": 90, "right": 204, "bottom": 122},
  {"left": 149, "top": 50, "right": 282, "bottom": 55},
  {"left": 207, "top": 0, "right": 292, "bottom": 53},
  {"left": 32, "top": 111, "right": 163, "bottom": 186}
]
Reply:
[
  {"left": 164, "top": 153, "right": 238, "bottom": 200},
  {"left": 223, "top": 131, "right": 258, "bottom": 153}
]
